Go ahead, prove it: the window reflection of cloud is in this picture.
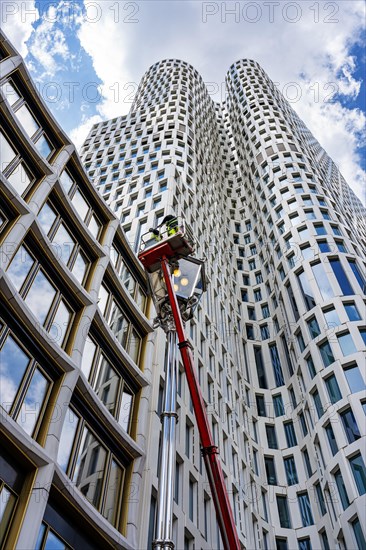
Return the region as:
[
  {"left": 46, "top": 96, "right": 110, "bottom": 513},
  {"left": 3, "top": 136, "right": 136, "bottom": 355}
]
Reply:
[
  {"left": 0, "top": 336, "right": 30, "bottom": 409},
  {"left": 16, "top": 368, "right": 49, "bottom": 436},
  {"left": 57, "top": 407, "right": 79, "bottom": 471},
  {"left": 52, "top": 224, "right": 74, "bottom": 265},
  {"left": 71, "top": 252, "right": 87, "bottom": 284},
  {"left": 38, "top": 203, "right": 57, "bottom": 235},
  {"left": 6, "top": 245, "right": 34, "bottom": 292},
  {"left": 24, "top": 270, "right": 56, "bottom": 325},
  {"left": 48, "top": 300, "right": 71, "bottom": 347}
]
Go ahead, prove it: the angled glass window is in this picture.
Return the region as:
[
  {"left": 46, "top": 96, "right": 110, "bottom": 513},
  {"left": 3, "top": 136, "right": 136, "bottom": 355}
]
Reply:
[
  {"left": 14, "top": 104, "right": 39, "bottom": 137},
  {"left": 344, "top": 364, "right": 366, "bottom": 393},
  {"left": 315, "top": 482, "right": 326, "bottom": 516},
  {"left": 38, "top": 202, "right": 57, "bottom": 235},
  {"left": 307, "top": 316, "right": 320, "bottom": 338},
  {"left": 265, "top": 456, "right": 277, "bottom": 485},
  {"left": 298, "top": 538, "right": 312, "bottom": 550},
  {"left": 334, "top": 469, "right": 350, "bottom": 510},
  {"left": 325, "top": 374, "right": 342, "bottom": 404},
  {"left": 337, "top": 332, "right": 356, "bottom": 356},
  {"left": 276, "top": 495, "right": 291, "bottom": 528},
  {"left": 312, "top": 390, "right": 324, "bottom": 419},
  {"left": 24, "top": 269, "right": 57, "bottom": 325},
  {"left": 348, "top": 259, "right": 366, "bottom": 293},
  {"left": 269, "top": 344, "right": 285, "bottom": 386},
  {"left": 273, "top": 394, "right": 285, "bottom": 417},
  {"left": 306, "top": 355, "right": 316, "bottom": 379},
  {"left": 340, "top": 407, "right": 361, "bottom": 443},
  {"left": 284, "top": 421, "right": 297, "bottom": 447},
  {"left": 299, "top": 412, "right": 308, "bottom": 436},
  {"left": 298, "top": 492, "right": 314, "bottom": 526},
  {"left": 266, "top": 425, "right": 278, "bottom": 449},
  {"left": 297, "top": 331, "right": 306, "bottom": 353},
  {"left": 323, "top": 307, "right": 340, "bottom": 328},
  {"left": 254, "top": 346, "right": 267, "bottom": 389},
  {"left": 325, "top": 423, "right": 338, "bottom": 456},
  {"left": 256, "top": 394, "right": 266, "bottom": 416},
  {"left": 276, "top": 539, "right": 288, "bottom": 550},
  {"left": 344, "top": 302, "right": 361, "bottom": 321},
  {"left": 349, "top": 453, "right": 366, "bottom": 496},
  {"left": 360, "top": 329, "right": 366, "bottom": 346},
  {"left": 312, "top": 262, "right": 334, "bottom": 300},
  {"left": 6, "top": 245, "right": 35, "bottom": 292},
  {"left": 287, "top": 282, "right": 301, "bottom": 318},
  {"left": 302, "top": 448, "right": 313, "bottom": 477},
  {"left": 297, "top": 271, "right": 316, "bottom": 311},
  {"left": 351, "top": 517, "right": 366, "bottom": 550},
  {"left": 318, "top": 340, "right": 335, "bottom": 367},
  {"left": 329, "top": 258, "right": 353, "bottom": 295},
  {"left": 284, "top": 456, "right": 298, "bottom": 485}
]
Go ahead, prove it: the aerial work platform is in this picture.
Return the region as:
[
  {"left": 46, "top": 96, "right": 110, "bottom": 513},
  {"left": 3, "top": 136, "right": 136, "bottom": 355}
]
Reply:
[{"left": 138, "top": 221, "right": 196, "bottom": 273}]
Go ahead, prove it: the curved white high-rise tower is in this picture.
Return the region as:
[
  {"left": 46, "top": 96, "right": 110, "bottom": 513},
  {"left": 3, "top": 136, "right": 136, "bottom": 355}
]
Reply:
[{"left": 81, "top": 58, "right": 366, "bottom": 550}]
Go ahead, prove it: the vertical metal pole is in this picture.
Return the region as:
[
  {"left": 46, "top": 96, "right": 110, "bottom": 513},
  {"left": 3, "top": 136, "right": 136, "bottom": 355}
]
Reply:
[
  {"left": 160, "top": 258, "right": 240, "bottom": 550},
  {"left": 153, "top": 329, "right": 177, "bottom": 550}
]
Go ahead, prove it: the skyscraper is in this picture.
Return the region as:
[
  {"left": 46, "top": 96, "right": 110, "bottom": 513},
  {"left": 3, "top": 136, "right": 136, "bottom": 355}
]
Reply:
[
  {"left": 1, "top": 28, "right": 366, "bottom": 550},
  {"left": 80, "top": 59, "right": 366, "bottom": 550}
]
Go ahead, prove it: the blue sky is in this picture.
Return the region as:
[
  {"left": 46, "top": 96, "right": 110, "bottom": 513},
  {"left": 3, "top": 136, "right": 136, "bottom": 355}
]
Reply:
[{"left": 3, "top": 0, "right": 365, "bottom": 203}]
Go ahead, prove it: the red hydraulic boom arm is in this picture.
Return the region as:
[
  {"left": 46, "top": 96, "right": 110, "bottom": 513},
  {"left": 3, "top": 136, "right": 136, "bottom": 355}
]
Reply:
[{"left": 160, "top": 257, "right": 240, "bottom": 550}]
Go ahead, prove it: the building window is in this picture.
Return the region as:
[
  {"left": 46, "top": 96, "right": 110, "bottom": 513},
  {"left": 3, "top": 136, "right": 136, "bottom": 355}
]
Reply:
[
  {"left": 323, "top": 307, "right": 340, "bottom": 327},
  {"left": 276, "top": 495, "right": 291, "bottom": 528},
  {"left": 312, "top": 390, "right": 324, "bottom": 419},
  {"left": 254, "top": 346, "right": 267, "bottom": 389},
  {"left": 298, "top": 538, "right": 312, "bottom": 550},
  {"left": 344, "top": 364, "right": 366, "bottom": 393},
  {"left": 349, "top": 453, "right": 366, "bottom": 496},
  {"left": 312, "top": 262, "right": 334, "bottom": 300},
  {"left": 299, "top": 412, "right": 308, "bottom": 436},
  {"left": 337, "top": 332, "right": 357, "bottom": 356},
  {"left": 351, "top": 516, "right": 366, "bottom": 550},
  {"left": 256, "top": 394, "right": 266, "bottom": 416},
  {"left": 0, "top": 333, "right": 52, "bottom": 438},
  {"left": 302, "top": 448, "right": 313, "bottom": 477},
  {"left": 57, "top": 407, "right": 126, "bottom": 528},
  {"left": 298, "top": 492, "right": 314, "bottom": 526},
  {"left": 276, "top": 539, "right": 288, "bottom": 550},
  {"left": 334, "top": 469, "right": 350, "bottom": 510},
  {"left": 269, "top": 344, "right": 285, "bottom": 386},
  {"left": 318, "top": 340, "right": 335, "bottom": 367},
  {"left": 284, "top": 456, "right": 298, "bottom": 485},
  {"left": 6, "top": 245, "right": 74, "bottom": 349},
  {"left": 344, "top": 302, "right": 361, "bottom": 321},
  {"left": 273, "top": 394, "right": 285, "bottom": 417},
  {"left": 307, "top": 316, "right": 320, "bottom": 338},
  {"left": 80, "top": 335, "right": 136, "bottom": 433},
  {"left": 315, "top": 482, "right": 327, "bottom": 515},
  {"left": 340, "top": 407, "right": 361, "bottom": 443},
  {"left": 306, "top": 355, "right": 316, "bottom": 379},
  {"left": 284, "top": 421, "right": 297, "bottom": 447},
  {"left": 266, "top": 425, "right": 278, "bottom": 449},
  {"left": 264, "top": 456, "right": 277, "bottom": 485},
  {"left": 348, "top": 259, "right": 366, "bottom": 292},
  {"left": 325, "top": 423, "right": 338, "bottom": 456},
  {"left": 325, "top": 374, "right": 342, "bottom": 404},
  {"left": 329, "top": 258, "right": 354, "bottom": 295}
]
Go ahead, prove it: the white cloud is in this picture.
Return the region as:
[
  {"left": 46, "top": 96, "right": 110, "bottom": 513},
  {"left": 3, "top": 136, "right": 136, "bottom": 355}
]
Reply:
[
  {"left": 1, "top": 1, "right": 39, "bottom": 57},
  {"left": 69, "top": 114, "right": 103, "bottom": 150}
]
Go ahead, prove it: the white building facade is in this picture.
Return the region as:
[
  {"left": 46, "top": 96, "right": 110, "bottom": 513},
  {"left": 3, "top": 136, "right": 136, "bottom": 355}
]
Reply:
[{"left": 80, "top": 59, "right": 366, "bottom": 550}]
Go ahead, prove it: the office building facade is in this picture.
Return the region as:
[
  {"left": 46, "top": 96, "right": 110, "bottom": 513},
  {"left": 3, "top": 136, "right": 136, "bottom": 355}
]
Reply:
[
  {"left": 80, "top": 58, "right": 366, "bottom": 550},
  {"left": 0, "top": 31, "right": 153, "bottom": 550},
  {"left": 1, "top": 28, "right": 366, "bottom": 550}
]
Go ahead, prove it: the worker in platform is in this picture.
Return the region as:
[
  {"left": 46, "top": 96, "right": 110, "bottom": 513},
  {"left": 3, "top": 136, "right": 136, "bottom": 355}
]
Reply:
[
  {"left": 162, "top": 214, "right": 179, "bottom": 236},
  {"left": 149, "top": 227, "right": 162, "bottom": 242}
]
